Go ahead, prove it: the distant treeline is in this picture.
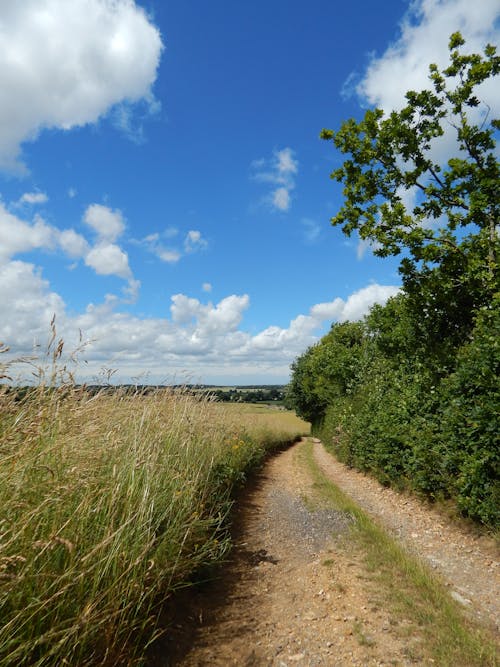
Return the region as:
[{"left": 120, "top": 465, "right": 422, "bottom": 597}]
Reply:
[
  {"left": 1, "top": 384, "right": 172, "bottom": 400},
  {"left": 1, "top": 384, "right": 287, "bottom": 404},
  {"left": 206, "top": 386, "right": 286, "bottom": 403}
]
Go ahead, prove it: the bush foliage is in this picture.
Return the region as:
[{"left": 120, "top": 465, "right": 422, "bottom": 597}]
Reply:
[
  {"left": 289, "top": 295, "right": 499, "bottom": 527},
  {"left": 288, "top": 34, "right": 499, "bottom": 528}
]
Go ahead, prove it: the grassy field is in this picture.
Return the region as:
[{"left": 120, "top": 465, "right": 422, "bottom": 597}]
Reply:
[
  {"left": 220, "top": 401, "right": 310, "bottom": 435},
  {"left": 0, "top": 348, "right": 309, "bottom": 666}
]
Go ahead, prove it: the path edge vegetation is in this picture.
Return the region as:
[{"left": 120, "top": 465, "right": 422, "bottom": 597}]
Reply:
[
  {"left": 301, "top": 439, "right": 498, "bottom": 666},
  {"left": 287, "top": 33, "right": 499, "bottom": 530},
  {"left": 0, "top": 338, "right": 309, "bottom": 667}
]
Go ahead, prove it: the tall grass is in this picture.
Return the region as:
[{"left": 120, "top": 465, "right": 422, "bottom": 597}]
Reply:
[{"left": 0, "top": 342, "right": 306, "bottom": 666}]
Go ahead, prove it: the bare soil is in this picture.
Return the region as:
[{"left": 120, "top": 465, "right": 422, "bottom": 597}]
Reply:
[{"left": 152, "top": 439, "right": 499, "bottom": 666}]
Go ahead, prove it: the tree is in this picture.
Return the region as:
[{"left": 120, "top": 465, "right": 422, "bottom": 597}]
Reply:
[
  {"left": 287, "top": 35, "right": 500, "bottom": 526},
  {"left": 320, "top": 33, "right": 499, "bottom": 295},
  {"left": 287, "top": 321, "right": 367, "bottom": 425}
]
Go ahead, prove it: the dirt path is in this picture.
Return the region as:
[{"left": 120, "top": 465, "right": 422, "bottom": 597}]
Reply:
[
  {"left": 313, "top": 440, "right": 499, "bottom": 631},
  {"left": 155, "top": 439, "right": 498, "bottom": 666}
]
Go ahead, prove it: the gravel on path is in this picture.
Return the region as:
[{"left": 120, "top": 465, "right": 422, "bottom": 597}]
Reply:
[
  {"left": 312, "top": 439, "right": 499, "bottom": 632},
  {"left": 151, "top": 438, "right": 499, "bottom": 666}
]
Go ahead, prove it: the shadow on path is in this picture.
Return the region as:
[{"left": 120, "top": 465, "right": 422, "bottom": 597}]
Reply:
[{"left": 146, "top": 468, "right": 275, "bottom": 666}]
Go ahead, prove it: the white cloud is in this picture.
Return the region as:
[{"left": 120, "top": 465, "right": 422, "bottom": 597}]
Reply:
[
  {"left": 111, "top": 102, "right": 151, "bottom": 144},
  {"left": 346, "top": 1, "right": 500, "bottom": 257},
  {"left": 358, "top": 0, "right": 499, "bottom": 112},
  {"left": 19, "top": 192, "right": 49, "bottom": 205},
  {"left": 79, "top": 204, "right": 136, "bottom": 283},
  {"left": 337, "top": 284, "right": 400, "bottom": 321},
  {"left": 123, "top": 278, "right": 141, "bottom": 304},
  {"left": 138, "top": 228, "right": 207, "bottom": 264},
  {"left": 356, "top": 236, "right": 383, "bottom": 260},
  {"left": 251, "top": 147, "right": 298, "bottom": 212},
  {"left": 157, "top": 249, "right": 181, "bottom": 264},
  {"left": 309, "top": 298, "right": 344, "bottom": 321},
  {"left": 199, "top": 295, "right": 249, "bottom": 335},
  {"left": 170, "top": 294, "right": 204, "bottom": 324},
  {"left": 0, "top": 264, "right": 400, "bottom": 383},
  {"left": 355, "top": 0, "right": 499, "bottom": 167},
  {"left": 275, "top": 147, "right": 298, "bottom": 176},
  {"left": 0, "top": 200, "right": 399, "bottom": 382},
  {"left": 0, "top": 0, "right": 163, "bottom": 172},
  {"left": 272, "top": 187, "right": 290, "bottom": 212},
  {"left": 77, "top": 206, "right": 138, "bottom": 285},
  {"left": 0, "top": 199, "right": 135, "bottom": 283},
  {"left": 0, "top": 204, "right": 55, "bottom": 261},
  {"left": 0, "top": 260, "right": 67, "bottom": 349},
  {"left": 170, "top": 294, "right": 249, "bottom": 335},
  {"left": 184, "top": 230, "right": 208, "bottom": 253},
  {"left": 58, "top": 229, "right": 90, "bottom": 259},
  {"left": 85, "top": 243, "right": 131, "bottom": 279},
  {"left": 84, "top": 204, "right": 125, "bottom": 242},
  {"left": 250, "top": 284, "right": 400, "bottom": 358}
]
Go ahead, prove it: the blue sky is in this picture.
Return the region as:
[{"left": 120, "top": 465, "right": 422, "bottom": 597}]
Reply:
[{"left": 1, "top": 0, "right": 498, "bottom": 384}]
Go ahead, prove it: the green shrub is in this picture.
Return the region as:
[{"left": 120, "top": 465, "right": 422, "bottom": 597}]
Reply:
[{"left": 436, "top": 298, "right": 500, "bottom": 525}]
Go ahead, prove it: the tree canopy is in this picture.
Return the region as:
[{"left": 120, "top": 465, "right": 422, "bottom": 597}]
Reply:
[
  {"left": 320, "top": 32, "right": 499, "bottom": 292},
  {"left": 288, "top": 34, "right": 499, "bottom": 527}
]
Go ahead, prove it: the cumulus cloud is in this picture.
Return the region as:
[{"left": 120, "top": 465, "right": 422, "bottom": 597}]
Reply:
[
  {"left": 0, "top": 204, "right": 55, "bottom": 261},
  {"left": 200, "top": 295, "right": 249, "bottom": 334},
  {"left": 80, "top": 204, "right": 135, "bottom": 283},
  {"left": 0, "top": 249, "right": 400, "bottom": 384},
  {"left": 0, "top": 200, "right": 135, "bottom": 287},
  {"left": 85, "top": 243, "right": 131, "bottom": 279},
  {"left": 0, "top": 203, "right": 400, "bottom": 382},
  {"left": 355, "top": 0, "right": 499, "bottom": 168},
  {"left": 170, "top": 294, "right": 204, "bottom": 325},
  {"left": 0, "top": 0, "right": 163, "bottom": 172},
  {"left": 250, "top": 284, "right": 401, "bottom": 359},
  {"left": 358, "top": 0, "right": 499, "bottom": 113},
  {"left": 336, "top": 284, "right": 400, "bottom": 321},
  {"left": 83, "top": 204, "right": 126, "bottom": 242},
  {"left": 251, "top": 147, "right": 298, "bottom": 212},
  {"left": 309, "top": 299, "right": 345, "bottom": 321},
  {"left": 58, "top": 229, "right": 90, "bottom": 259},
  {"left": 0, "top": 260, "right": 67, "bottom": 349},
  {"left": 170, "top": 294, "right": 249, "bottom": 333}
]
